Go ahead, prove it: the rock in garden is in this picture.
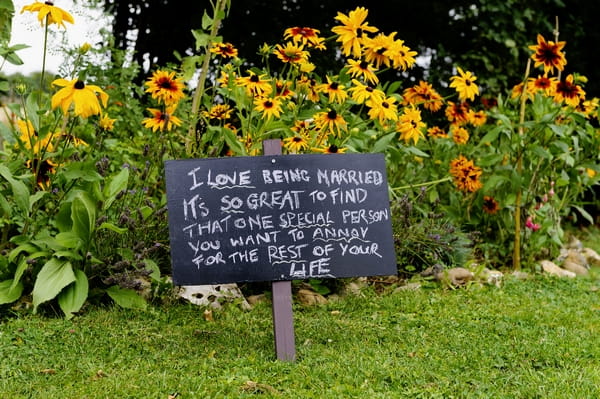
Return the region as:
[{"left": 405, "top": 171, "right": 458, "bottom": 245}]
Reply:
[
  {"left": 246, "top": 294, "right": 268, "bottom": 306},
  {"left": 540, "top": 260, "right": 576, "bottom": 278},
  {"left": 582, "top": 247, "right": 600, "bottom": 267},
  {"left": 296, "top": 288, "right": 328, "bottom": 305},
  {"left": 562, "top": 260, "right": 588, "bottom": 276},
  {"left": 481, "top": 269, "right": 503, "bottom": 287},
  {"left": 393, "top": 282, "right": 422, "bottom": 292},
  {"left": 565, "top": 249, "right": 589, "bottom": 268},
  {"left": 178, "top": 283, "right": 250, "bottom": 309},
  {"left": 433, "top": 265, "right": 474, "bottom": 287}
]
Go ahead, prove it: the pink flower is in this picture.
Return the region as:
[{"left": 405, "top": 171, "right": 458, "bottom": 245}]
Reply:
[{"left": 525, "top": 216, "right": 541, "bottom": 231}]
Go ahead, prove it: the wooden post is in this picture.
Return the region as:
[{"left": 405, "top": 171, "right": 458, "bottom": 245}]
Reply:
[{"left": 263, "top": 139, "right": 296, "bottom": 362}]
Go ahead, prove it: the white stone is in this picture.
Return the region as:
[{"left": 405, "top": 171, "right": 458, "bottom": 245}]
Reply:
[
  {"left": 540, "top": 260, "right": 576, "bottom": 278},
  {"left": 178, "top": 283, "right": 250, "bottom": 309}
]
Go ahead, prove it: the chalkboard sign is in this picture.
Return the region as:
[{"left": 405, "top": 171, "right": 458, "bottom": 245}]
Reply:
[{"left": 165, "top": 153, "right": 397, "bottom": 285}]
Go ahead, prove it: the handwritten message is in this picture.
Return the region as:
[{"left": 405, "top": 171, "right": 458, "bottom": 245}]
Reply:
[{"left": 165, "top": 154, "right": 396, "bottom": 285}]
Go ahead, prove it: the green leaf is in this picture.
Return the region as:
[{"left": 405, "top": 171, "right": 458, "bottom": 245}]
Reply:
[
  {"left": 97, "top": 222, "right": 128, "bottom": 234},
  {"left": 0, "top": 164, "right": 30, "bottom": 214},
  {"left": 222, "top": 126, "right": 246, "bottom": 155},
  {"left": 372, "top": 132, "right": 396, "bottom": 153},
  {"left": 58, "top": 269, "right": 88, "bottom": 319},
  {"left": 192, "top": 29, "right": 211, "bottom": 50},
  {"left": 32, "top": 258, "right": 75, "bottom": 312},
  {"left": 405, "top": 146, "right": 430, "bottom": 158},
  {"left": 11, "top": 259, "right": 28, "bottom": 291},
  {"left": 573, "top": 205, "right": 594, "bottom": 225},
  {"left": 103, "top": 168, "right": 129, "bottom": 210},
  {"left": 143, "top": 259, "right": 161, "bottom": 281},
  {"left": 0, "top": 279, "right": 23, "bottom": 304},
  {"left": 201, "top": 9, "right": 213, "bottom": 29},
  {"left": 71, "top": 192, "right": 97, "bottom": 243},
  {"left": 106, "top": 286, "right": 147, "bottom": 310},
  {"left": 61, "top": 162, "right": 104, "bottom": 182}
]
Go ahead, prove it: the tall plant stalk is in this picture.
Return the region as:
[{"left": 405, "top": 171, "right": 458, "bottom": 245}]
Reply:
[{"left": 186, "top": 0, "right": 228, "bottom": 155}]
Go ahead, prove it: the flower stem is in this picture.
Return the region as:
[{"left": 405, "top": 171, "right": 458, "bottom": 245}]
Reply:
[
  {"left": 513, "top": 58, "right": 531, "bottom": 271},
  {"left": 40, "top": 18, "right": 49, "bottom": 92},
  {"left": 186, "top": 0, "right": 228, "bottom": 155},
  {"left": 391, "top": 176, "right": 452, "bottom": 191}
]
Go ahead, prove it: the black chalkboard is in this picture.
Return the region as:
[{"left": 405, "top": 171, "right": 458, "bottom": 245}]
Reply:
[{"left": 164, "top": 153, "right": 397, "bottom": 285}]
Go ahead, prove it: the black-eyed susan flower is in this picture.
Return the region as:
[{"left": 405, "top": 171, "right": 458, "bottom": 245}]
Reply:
[
  {"left": 26, "top": 158, "right": 57, "bottom": 189},
  {"left": 366, "top": 95, "right": 398, "bottom": 122},
  {"left": 427, "top": 126, "right": 448, "bottom": 139},
  {"left": 580, "top": 97, "right": 598, "bottom": 118},
  {"left": 51, "top": 78, "right": 108, "bottom": 118},
  {"left": 396, "top": 106, "right": 425, "bottom": 145},
  {"left": 331, "top": 6, "right": 378, "bottom": 58},
  {"left": 16, "top": 119, "right": 53, "bottom": 155},
  {"left": 362, "top": 32, "right": 396, "bottom": 69},
  {"left": 296, "top": 75, "right": 321, "bottom": 102},
  {"left": 528, "top": 34, "right": 567, "bottom": 75},
  {"left": 483, "top": 196, "right": 500, "bottom": 214},
  {"left": 314, "top": 109, "right": 347, "bottom": 138},
  {"left": 468, "top": 110, "right": 487, "bottom": 127},
  {"left": 273, "top": 42, "right": 309, "bottom": 64},
  {"left": 254, "top": 96, "right": 283, "bottom": 120},
  {"left": 348, "top": 79, "right": 384, "bottom": 104},
  {"left": 274, "top": 80, "right": 295, "bottom": 99},
  {"left": 283, "top": 27, "right": 326, "bottom": 50},
  {"left": 346, "top": 59, "right": 379, "bottom": 85},
  {"left": 291, "top": 119, "right": 313, "bottom": 135},
  {"left": 210, "top": 42, "right": 238, "bottom": 58},
  {"left": 318, "top": 76, "right": 347, "bottom": 104},
  {"left": 99, "top": 114, "right": 116, "bottom": 131},
  {"left": 313, "top": 144, "right": 347, "bottom": 154},
  {"left": 445, "top": 101, "right": 470, "bottom": 125},
  {"left": 389, "top": 40, "right": 417, "bottom": 71},
  {"left": 283, "top": 134, "right": 309, "bottom": 153},
  {"left": 236, "top": 71, "right": 272, "bottom": 97},
  {"left": 449, "top": 155, "right": 483, "bottom": 193},
  {"left": 144, "top": 70, "right": 185, "bottom": 105},
  {"left": 449, "top": 67, "right": 479, "bottom": 102},
  {"left": 142, "top": 105, "right": 182, "bottom": 132},
  {"left": 527, "top": 75, "right": 557, "bottom": 96},
  {"left": 402, "top": 81, "right": 444, "bottom": 112},
  {"left": 202, "top": 104, "right": 233, "bottom": 121},
  {"left": 21, "top": 1, "right": 74, "bottom": 28},
  {"left": 451, "top": 125, "right": 469, "bottom": 145},
  {"left": 553, "top": 74, "right": 585, "bottom": 107}
]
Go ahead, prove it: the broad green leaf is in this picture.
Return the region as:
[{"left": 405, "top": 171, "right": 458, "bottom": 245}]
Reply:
[
  {"left": 405, "top": 146, "right": 430, "bottom": 158},
  {"left": 0, "top": 164, "right": 29, "bottom": 214},
  {"left": 61, "top": 162, "right": 104, "bottom": 182},
  {"left": 8, "top": 242, "right": 38, "bottom": 263},
  {"left": 372, "top": 132, "right": 396, "bottom": 153},
  {"left": 11, "top": 259, "right": 28, "bottom": 291},
  {"left": 29, "top": 190, "right": 47, "bottom": 211},
  {"left": 479, "top": 126, "right": 503, "bottom": 144},
  {"left": 192, "top": 29, "right": 210, "bottom": 50},
  {"left": 58, "top": 269, "right": 88, "bottom": 319},
  {"left": 201, "top": 9, "right": 213, "bottom": 29},
  {"left": 106, "top": 286, "right": 147, "bottom": 310},
  {"left": 0, "top": 279, "right": 23, "bottom": 304},
  {"left": 103, "top": 168, "right": 129, "bottom": 210},
  {"left": 143, "top": 258, "right": 161, "bottom": 281},
  {"left": 573, "top": 205, "right": 594, "bottom": 225},
  {"left": 0, "top": 191, "right": 11, "bottom": 216},
  {"left": 55, "top": 231, "right": 83, "bottom": 249},
  {"left": 71, "top": 192, "right": 97, "bottom": 243},
  {"left": 222, "top": 126, "right": 246, "bottom": 155},
  {"left": 32, "top": 258, "right": 75, "bottom": 312}
]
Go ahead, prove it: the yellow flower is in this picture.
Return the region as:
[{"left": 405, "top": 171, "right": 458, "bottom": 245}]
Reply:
[
  {"left": 273, "top": 42, "right": 309, "bottom": 64},
  {"left": 202, "top": 104, "right": 233, "bottom": 121},
  {"left": 346, "top": 59, "right": 379, "bottom": 85},
  {"left": 528, "top": 34, "right": 567, "bottom": 75},
  {"left": 21, "top": 1, "right": 74, "bottom": 29},
  {"left": 51, "top": 78, "right": 108, "bottom": 118},
  {"left": 553, "top": 74, "right": 585, "bottom": 107},
  {"left": 314, "top": 109, "right": 347, "bottom": 138},
  {"left": 254, "top": 97, "right": 283, "bottom": 120},
  {"left": 99, "top": 114, "right": 116, "bottom": 131},
  {"left": 449, "top": 67, "right": 479, "bottom": 102},
  {"left": 396, "top": 106, "right": 425, "bottom": 145},
  {"left": 449, "top": 155, "right": 483, "bottom": 193},
  {"left": 144, "top": 70, "right": 185, "bottom": 105},
  {"left": 142, "top": 105, "right": 182, "bottom": 132},
  {"left": 366, "top": 95, "right": 398, "bottom": 122},
  {"left": 210, "top": 42, "right": 239, "bottom": 58},
  {"left": 451, "top": 125, "right": 470, "bottom": 145},
  {"left": 332, "top": 7, "right": 378, "bottom": 58},
  {"left": 17, "top": 119, "right": 53, "bottom": 155},
  {"left": 284, "top": 27, "right": 326, "bottom": 50},
  {"left": 318, "top": 76, "right": 347, "bottom": 104},
  {"left": 402, "top": 81, "right": 444, "bottom": 112},
  {"left": 283, "top": 134, "right": 309, "bottom": 153},
  {"left": 348, "top": 79, "right": 384, "bottom": 104},
  {"left": 312, "top": 144, "right": 347, "bottom": 154},
  {"left": 236, "top": 71, "right": 272, "bottom": 97}
]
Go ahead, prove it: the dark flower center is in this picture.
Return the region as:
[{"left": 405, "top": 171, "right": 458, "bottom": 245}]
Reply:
[
  {"left": 359, "top": 61, "right": 369, "bottom": 70},
  {"left": 327, "top": 110, "right": 337, "bottom": 119},
  {"left": 74, "top": 80, "right": 85, "bottom": 90},
  {"left": 330, "top": 82, "right": 339, "bottom": 90},
  {"left": 328, "top": 145, "right": 339, "bottom": 153},
  {"left": 158, "top": 78, "right": 174, "bottom": 90},
  {"left": 250, "top": 75, "right": 260, "bottom": 83}
]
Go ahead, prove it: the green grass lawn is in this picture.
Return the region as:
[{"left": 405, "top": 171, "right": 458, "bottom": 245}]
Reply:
[{"left": 2, "top": 273, "right": 600, "bottom": 398}]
